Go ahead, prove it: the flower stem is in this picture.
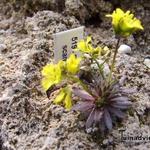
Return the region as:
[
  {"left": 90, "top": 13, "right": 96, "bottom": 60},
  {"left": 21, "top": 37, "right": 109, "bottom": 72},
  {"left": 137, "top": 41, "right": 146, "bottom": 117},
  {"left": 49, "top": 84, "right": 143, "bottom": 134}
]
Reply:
[
  {"left": 93, "top": 57, "right": 105, "bottom": 79},
  {"left": 108, "top": 38, "right": 120, "bottom": 83}
]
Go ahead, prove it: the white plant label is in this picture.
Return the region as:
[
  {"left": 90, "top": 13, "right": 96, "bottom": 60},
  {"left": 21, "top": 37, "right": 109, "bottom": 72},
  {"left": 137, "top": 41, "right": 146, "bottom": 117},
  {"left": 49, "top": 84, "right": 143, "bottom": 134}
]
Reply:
[{"left": 53, "top": 26, "right": 84, "bottom": 62}]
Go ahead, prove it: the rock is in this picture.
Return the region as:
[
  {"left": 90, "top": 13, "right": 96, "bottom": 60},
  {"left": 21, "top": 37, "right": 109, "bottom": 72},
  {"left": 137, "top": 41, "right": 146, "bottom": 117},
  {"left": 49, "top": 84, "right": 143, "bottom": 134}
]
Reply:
[
  {"left": 0, "top": 1, "right": 150, "bottom": 150},
  {"left": 0, "top": 0, "right": 113, "bottom": 23},
  {"left": 0, "top": 44, "right": 7, "bottom": 53},
  {"left": 144, "top": 57, "right": 150, "bottom": 68},
  {"left": 118, "top": 44, "right": 132, "bottom": 54},
  {"left": 102, "top": 139, "right": 109, "bottom": 145}
]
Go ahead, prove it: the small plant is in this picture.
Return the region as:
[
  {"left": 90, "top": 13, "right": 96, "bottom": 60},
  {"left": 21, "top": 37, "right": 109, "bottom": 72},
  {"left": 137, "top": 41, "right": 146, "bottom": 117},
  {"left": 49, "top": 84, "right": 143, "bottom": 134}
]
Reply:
[
  {"left": 72, "top": 77, "right": 132, "bottom": 131},
  {"left": 41, "top": 8, "right": 143, "bottom": 132}
]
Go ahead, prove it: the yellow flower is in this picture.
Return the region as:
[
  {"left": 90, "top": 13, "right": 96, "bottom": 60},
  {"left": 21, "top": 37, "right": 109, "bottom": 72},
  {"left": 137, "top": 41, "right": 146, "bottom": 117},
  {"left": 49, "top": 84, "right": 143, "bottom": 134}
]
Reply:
[
  {"left": 64, "top": 90, "right": 72, "bottom": 110},
  {"left": 66, "top": 54, "right": 81, "bottom": 74},
  {"left": 106, "top": 8, "right": 144, "bottom": 37},
  {"left": 101, "top": 46, "right": 110, "bottom": 56},
  {"left": 77, "top": 36, "right": 102, "bottom": 56},
  {"left": 53, "top": 88, "right": 66, "bottom": 104},
  {"left": 53, "top": 88, "right": 72, "bottom": 110},
  {"left": 41, "top": 63, "right": 62, "bottom": 91},
  {"left": 92, "top": 46, "right": 102, "bottom": 57},
  {"left": 77, "top": 36, "right": 93, "bottom": 53}
]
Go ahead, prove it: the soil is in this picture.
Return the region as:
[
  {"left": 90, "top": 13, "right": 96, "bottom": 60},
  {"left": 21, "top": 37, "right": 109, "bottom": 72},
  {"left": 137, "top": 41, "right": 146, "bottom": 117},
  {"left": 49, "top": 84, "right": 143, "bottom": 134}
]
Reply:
[{"left": 0, "top": 0, "right": 149, "bottom": 150}]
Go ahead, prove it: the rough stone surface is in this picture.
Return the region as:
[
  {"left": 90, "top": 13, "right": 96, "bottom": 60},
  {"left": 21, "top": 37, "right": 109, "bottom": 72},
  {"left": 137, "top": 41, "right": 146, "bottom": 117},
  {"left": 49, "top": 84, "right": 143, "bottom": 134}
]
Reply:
[
  {"left": 1, "top": 0, "right": 150, "bottom": 53},
  {"left": 0, "top": 1, "right": 150, "bottom": 150},
  {"left": 0, "top": 0, "right": 112, "bottom": 22}
]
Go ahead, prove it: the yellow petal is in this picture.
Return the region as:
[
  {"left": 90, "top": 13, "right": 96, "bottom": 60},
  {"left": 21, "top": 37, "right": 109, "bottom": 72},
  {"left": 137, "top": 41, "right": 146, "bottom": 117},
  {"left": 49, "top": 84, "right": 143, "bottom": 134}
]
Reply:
[
  {"left": 53, "top": 89, "right": 66, "bottom": 104},
  {"left": 66, "top": 54, "right": 81, "bottom": 74},
  {"left": 41, "top": 64, "right": 54, "bottom": 76},
  {"left": 64, "top": 91, "right": 72, "bottom": 110},
  {"left": 77, "top": 40, "right": 86, "bottom": 51},
  {"left": 41, "top": 77, "right": 54, "bottom": 91},
  {"left": 86, "top": 36, "right": 92, "bottom": 44},
  {"left": 132, "top": 19, "right": 144, "bottom": 30},
  {"left": 112, "top": 8, "right": 124, "bottom": 28},
  {"left": 94, "top": 46, "right": 102, "bottom": 53},
  {"left": 55, "top": 64, "right": 62, "bottom": 81},
  {"left": 58, "top": 60, "right": 65, "bottom": 69},
  {"left": 41, "top": 63, "right": 62, "bottom": 91},
  {"left": 101, "top": 46, "right": 110, "bottom": 56},
  {"left": 77, "top": 37, "right": 92, "bottom": 53},
  {"left": 87, "top": 44, "right": 94, "bottom": 53}
]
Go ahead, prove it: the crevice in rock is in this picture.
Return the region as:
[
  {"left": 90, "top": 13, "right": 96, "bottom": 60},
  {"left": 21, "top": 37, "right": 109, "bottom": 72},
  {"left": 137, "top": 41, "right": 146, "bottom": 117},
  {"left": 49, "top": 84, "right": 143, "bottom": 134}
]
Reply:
[
  {"left": 56, "top": 0, "right": 65, "bottom": 13},
  {"left": 85, "top": 13, "right": 102, "bottom": 27},
  {"left": 105, "top": 0, "right": 121, "bottom": 10}
]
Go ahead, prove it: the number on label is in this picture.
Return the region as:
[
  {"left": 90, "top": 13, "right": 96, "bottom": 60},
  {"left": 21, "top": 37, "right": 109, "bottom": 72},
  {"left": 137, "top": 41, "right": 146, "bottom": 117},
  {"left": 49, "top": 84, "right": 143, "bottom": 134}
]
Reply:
[{"left": 71, "top": 37, "right": 78, "bottom": 49}]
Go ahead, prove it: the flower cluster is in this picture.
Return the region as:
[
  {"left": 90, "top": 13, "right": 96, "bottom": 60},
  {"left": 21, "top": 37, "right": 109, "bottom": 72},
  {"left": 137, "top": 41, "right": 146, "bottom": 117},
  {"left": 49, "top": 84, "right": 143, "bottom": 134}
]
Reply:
[
  {"left": 41, "top": 62, "right": 62, "bottom": 91},
  {"left": 41, "top": 54, "right": 81, "bottom": 109},
  {"left": 77, "top": 36, "right": 109, "bottom": 58},
  {"left": 106, "top": 8, "right": 143, "bottom": 37},
  {"left": 54, "top": 87, "right": 72, "bottom": 110},
  {"left": 41, "top": 8, "right": 143, "bottom": 133},
  {"left": 42, "top": 54, "right": 81, "bottom": 91}
]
